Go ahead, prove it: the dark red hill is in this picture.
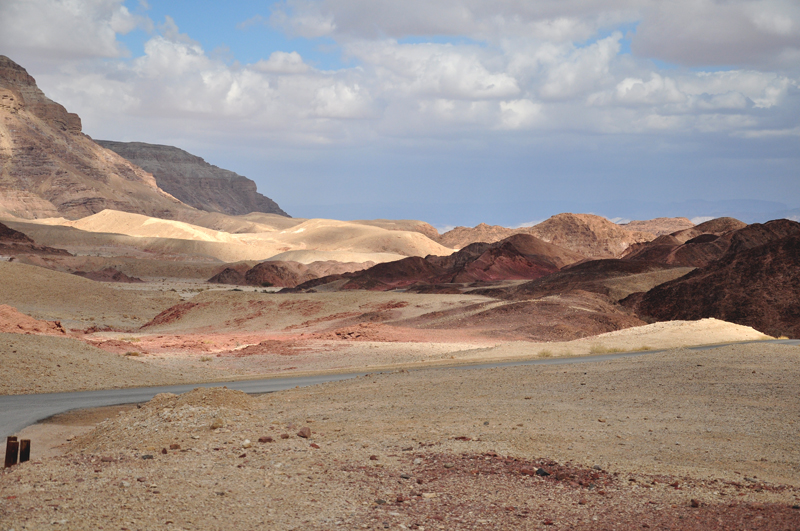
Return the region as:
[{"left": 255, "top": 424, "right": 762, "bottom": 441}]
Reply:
[
  {"left": 290, "top": 233, "right": 584, "bottom": 292},
  {"left": 624, "top": 224, "right": 800, "bottom": 338},
  {"left": 621, "top": 217, "right": 797, "bottom": 268}
]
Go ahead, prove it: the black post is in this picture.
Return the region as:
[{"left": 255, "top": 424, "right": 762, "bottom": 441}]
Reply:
[
  {"left": 19, "top": 439, "right": 30, "bottom": 463},
  {"left": 4, "top": 436, "right": 18, "bottom": 468}
]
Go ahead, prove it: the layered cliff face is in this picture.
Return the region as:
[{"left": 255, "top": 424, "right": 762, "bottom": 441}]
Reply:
[
  {"left": 96, "top": 141, "right": 289, "bottom": 217},
  {"left": 0, "top": 55, "right": 188, "bottom": 220}
]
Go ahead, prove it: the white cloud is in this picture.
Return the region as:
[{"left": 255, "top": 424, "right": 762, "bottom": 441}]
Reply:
[
  {"left": 0, "top": 0, "right": 146, "bottom": 63},
  {"left": 253, "top": 51, "right": 310, "bottom": 74},
  {"left": 5, "top": 0, "right": 798, "bottom": 149}
]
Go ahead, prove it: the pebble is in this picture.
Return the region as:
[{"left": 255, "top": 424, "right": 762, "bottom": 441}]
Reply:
[
  {"left": 258, "top": 436, "right": 273, "bottom": 443},
  {"left": 141, "top": 455, "right": 154, "bottom": 460},
  {"left": 242, "top": 439, "right": 252, "bottom": 448},
  {"left": 690, "top": 499, "right": 700, "bottom": 508},
  {"left": 169, "top": 444, "right": 180, "bottom": 450},
  {"left": 535, "top": 468, "right": 550, "bottom": 477},
  {"left": 297, "top": 427, "right": 312, "bottom": 439},
  {"left": 210, "top": 419, "right": 224, "bottom": 429},
  {"left": 310, "top": 443, "right": 320, "bottom": 449},
  {"left": 413, "top": 458, "right": 423, "bottom": 465},
  {"left": 280, "top": 433, "right": 290, "bottom": 439},
  {"left": 120, "top": 481, "right": 131, "bottom": 488}
]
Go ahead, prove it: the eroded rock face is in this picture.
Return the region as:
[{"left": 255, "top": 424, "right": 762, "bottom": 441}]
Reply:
[
  {"left": 96, "top": 141, "right": 288, "bottom": 217},
  {"left": 0, "top": 55, "right": 187, "bottom": 220}
]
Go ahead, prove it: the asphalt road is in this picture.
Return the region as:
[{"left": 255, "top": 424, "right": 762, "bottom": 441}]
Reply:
[{"left": 1, "top": 339, "right": 797, "bottom": 440}]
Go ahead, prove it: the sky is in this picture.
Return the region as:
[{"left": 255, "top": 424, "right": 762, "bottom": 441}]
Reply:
[{"left": 1, "top": 0, "right": 799, "bottom": 228}]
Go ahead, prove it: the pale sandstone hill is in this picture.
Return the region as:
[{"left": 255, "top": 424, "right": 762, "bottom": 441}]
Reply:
[
  {"left": 525, "top": 213, "right": 654, "bottom": 258},
  {"left": 438, "top": 223, "right": 515, "bottom": 249},
  {"left": 619, "top": 217, "right": 694, "bottom": 237},
  {"left": 96, "top": 140, "right": 289, "bottom": 217},
  {"left": 0, "top": 55, "right": 191, "bottom": 220}
]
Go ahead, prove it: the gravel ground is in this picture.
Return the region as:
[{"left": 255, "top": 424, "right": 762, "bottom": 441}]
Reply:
[{"left": 2, "top": 343, "right": 799, "bottom": 530}]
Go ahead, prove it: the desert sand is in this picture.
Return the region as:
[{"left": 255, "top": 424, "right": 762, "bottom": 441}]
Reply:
[{"left": 2, "top": 342, "right": 798, "bottom": 530}]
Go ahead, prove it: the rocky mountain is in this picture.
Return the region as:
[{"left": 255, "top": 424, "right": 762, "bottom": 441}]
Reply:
[
  {"left": 439, "top": 214, "right": 659, "bottom": 258},
  {"left": 96, "top": 141, "right": 288, "bottom": 217},
  {"left": 624, "top": 220, "right": 800, "bottom": 338},
  {"left": 525, "top": 213, "right": 654, "bottom": 259},
  {"left": 0, "top": 55, "right": 189, "bottom": 220}
]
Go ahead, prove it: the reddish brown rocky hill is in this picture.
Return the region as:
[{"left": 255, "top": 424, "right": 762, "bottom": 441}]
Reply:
[
  {"left": 622, "top": 217, "right": 781, "bottom": 268},
  {"left": 0, "top": 55, "right": 192, "bottom": 220},
  {"left": 524, "top": 213, "right": 654, "bottom": 258},
  {"left": 624, "top": 220, "right": 800, "bottom": 338},
  {"left": 96, "top": 141, "right": 288, "bottom": 217},
  {"left": 291, "top": 233, "right": 584, "bottom": 291},
  {"left": 209, "top": 260, "right": 374, "bottom": 288}
]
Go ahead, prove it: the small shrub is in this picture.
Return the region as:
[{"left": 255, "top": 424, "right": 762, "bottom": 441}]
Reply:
[
  {"left": 200, "top": 356, "right": 212, "bottom": 362},
  {"left": 636, "top": 345, "right": 652, "bottom": 351},
  {"left": 538, "top": 349, "right": 553, "bottom": 358},
  {"left": 261, "top": 282, "right": 273, "bottom": 287},
  {"left": 124, "top": 351, "right": 141, "bottom": 357}
]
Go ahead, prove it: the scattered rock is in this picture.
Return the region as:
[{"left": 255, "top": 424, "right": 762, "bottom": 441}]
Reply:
[
  {"left": 141, "top": 455, "right": 153, "bottom": 460},
  {"left": 258, "top": 436, "right": 273, "bottom": 443},
  {"left": 210, "top": 419, "right": 224, "bottom": 430},
  {"left": 443, "top": 463, "right": 454, "bottom": 469},
  {"left": 100, "top": 456, "right": 114, "bottom": 463},
  {"left": 310, "top": 443, "right": 320, "bottom": 449},
  {"left": 280, "top": 433, "right": 290, "bottom": 439},
  {"left": 535, "top": 468, "right": 550, "bottom": 477},
  {"left": 690, "top": 499, "right": 700, "bottom": 508},
  {"left": 169, "top": 444, "right": 180, "bottom": 450},
  {"left": 297, "top": 427, "right": 312, "bottom": 439},
  {"left": 161, "top": 448, "right": 167, "bottom": 455},
  {"left": 369, "top": 455, "right": 379, "bottom": 461}
]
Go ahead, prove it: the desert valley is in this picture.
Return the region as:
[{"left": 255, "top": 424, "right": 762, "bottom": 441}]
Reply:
[{"left": 1, "top": 53, "right": 799, "bottom": 530}]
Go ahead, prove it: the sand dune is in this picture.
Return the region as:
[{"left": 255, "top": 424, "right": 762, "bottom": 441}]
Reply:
[{"left": 9, "top": 210, "right": 453, "bottom": 263}]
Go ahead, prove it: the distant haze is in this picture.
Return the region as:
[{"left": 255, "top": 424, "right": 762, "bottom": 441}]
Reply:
[{"left": 1, "top": 0, "right": 798, "bottom": 226}]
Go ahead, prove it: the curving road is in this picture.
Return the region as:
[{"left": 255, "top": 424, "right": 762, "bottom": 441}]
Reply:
[{"left": 1, "top": 339, "right": 797, "bottom": 440}]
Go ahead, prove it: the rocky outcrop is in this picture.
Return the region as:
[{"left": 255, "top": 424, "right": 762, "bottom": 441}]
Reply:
[
  {"left": 96, "top": 141, "right": 288, "bottom": 217},
  {"left": 72, "top": 267, "right": 143, "bottom": 283},
  {"left": 0, "top": 55, "right": 189, "bottom": 220},
  {"left": 624, "top": 220, "right": 800, "bottom": 338}
]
